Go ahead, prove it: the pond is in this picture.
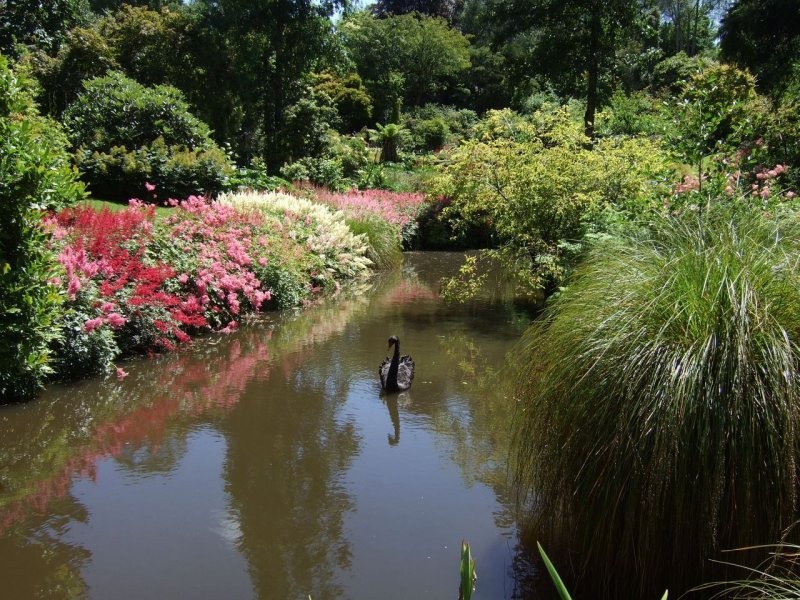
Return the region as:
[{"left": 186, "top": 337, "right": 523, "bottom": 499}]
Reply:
[{"left": 0, "top": 252, "right": 548, "bottom": 599}]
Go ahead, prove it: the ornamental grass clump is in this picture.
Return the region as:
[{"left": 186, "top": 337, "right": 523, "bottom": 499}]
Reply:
[{"left": 512, "top": 205, "right": 800, "bottom": 598}]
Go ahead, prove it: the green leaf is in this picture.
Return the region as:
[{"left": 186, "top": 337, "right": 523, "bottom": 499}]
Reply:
[
  {"left": 537, "top": 542, "right": 572, "bottom": 600},
  {"left": 458, "top": 540, "right": 477, "bottom": 600}
]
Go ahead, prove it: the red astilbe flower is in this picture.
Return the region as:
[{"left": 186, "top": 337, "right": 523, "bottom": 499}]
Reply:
[{"left": 51, "top": 203, "right": 199, "bottom": 354}]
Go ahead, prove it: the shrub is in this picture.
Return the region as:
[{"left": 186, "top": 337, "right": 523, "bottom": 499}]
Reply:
[
  {"left": 280, "top": 156, "right": 345, "bottom": 191},
  {"left": 312, "top": 71, "right": 373, "bottom": 132},
  {"left": 668, "top": 64, "right": 765, "bottom": 179},
  {"left": 596, "top": 90, "right": 667, "bottom": 137},
  {"left": 0, "top": 56, "right": 84, "bottom": 401},
  {"left": 648, "top": 51, "right": 715, "bottom": 97},
  {"left": 411, "top": 117, "right": 449, "bottom": 151},
  {"left": 429, "top": 108, "right": 674, "bottom": 295},
  {"left": 50, "top": 300, "right": 120, "bottom": 380},
  {"left": 226, "top": 157, "right": 289, "bottom": 192},
  {"left": 512, "top": 204, "right": 800, "bottom": 598},
  {"left": 403, "top": 104, "right": 478, "bottom": 151},
  {"left": 757, "top": 90, "right": 800, "bottom": 189},
  {"left": 51, "top": 204, "right": 195, "bottom": 357},
  {"left": 64, "top": 72, "right": 233, "bottom": 200},
  {"left": 217, "top": 190, "right": 372, "bottom": 287},
  {"left": 310, "top": 187, "right": 427, "bottom": 248}
]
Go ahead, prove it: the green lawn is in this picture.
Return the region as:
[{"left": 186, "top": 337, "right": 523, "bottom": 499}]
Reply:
[{"left": 81, "top": 198, "right": 173, "bottom": 218}]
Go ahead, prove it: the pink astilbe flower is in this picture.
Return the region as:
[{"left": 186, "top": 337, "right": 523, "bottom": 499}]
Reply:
[
  {"left": 307, "top": 185, "right": 426, "bottom": 236},
  {"left": 106, "top": 312, "right": 127, "bottom": 328},
  {"left": 84, "top": 318, "right": 104, "bottom": 332}
]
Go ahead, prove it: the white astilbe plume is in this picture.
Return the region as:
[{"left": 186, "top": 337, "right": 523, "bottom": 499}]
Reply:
[{"left": 219, "top": 191, "right": 372, "bottom": 278}]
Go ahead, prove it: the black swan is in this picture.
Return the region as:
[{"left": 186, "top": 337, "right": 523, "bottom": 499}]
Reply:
[{"left": 379, "top": 336, "right": 415, "bottom": 392}]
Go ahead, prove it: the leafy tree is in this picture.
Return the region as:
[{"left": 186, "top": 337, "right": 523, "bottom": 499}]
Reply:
[
  {"left": 88, "top": 0, "right": 182, "bottom": 12},
  {"left": 658, "top": 0, "right": 721, "bottom": 56},
  {"left": 668, "top": 64, "right": 762, "bottom": 186},
  {"left": 371, "top": 0, "right": 463, "bottom": 23},
  {"left": 472, "top": 0, "right": 642, "bottom": 138},
  {"left": 63, "top": 72, "right": 232, "bottom": 200},
  {"left": 282, "top": 86, "right": 339, "bottom": 161},
  {"left": 720, "top": 0, "right": 800, "bottom": 96},
  {"left": 0, "top": 0, "right": 91, "bottom": 56},
  {"left": 22, "top": 25, "right": 120, "bottom": 116},
  {"left": 340, "top": 11, "right": 470, "bottom": 118},
  {"left": 0, "top": 56, "right": 85, "bottom": 400},
  {"left": 312, "top": 71, "right": 373, "bottom": 132},
  {"left": 198, "top": 0, "right": 343, "bottom": 170}
]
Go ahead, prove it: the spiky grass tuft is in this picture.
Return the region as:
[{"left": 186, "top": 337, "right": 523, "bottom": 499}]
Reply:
[
  {"left": 345, "top": 214, "right": 402, "bottom": 270},
  {"left": 513, "top": 207, "right": 800, "bottom": 597}
]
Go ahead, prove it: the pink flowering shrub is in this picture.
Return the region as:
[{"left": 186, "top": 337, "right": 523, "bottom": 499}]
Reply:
[
  {"left": 308, "top": 185, "right": 426, "bottom": 245},
  {"left": 45, "top": 189, "right": 376, "bottom": 377},
  {"left": 151, "top": 195, "right": 281, "bottom": 320},
  {"left": 47, "top": 203, "right": 194, "bottom": 371}
]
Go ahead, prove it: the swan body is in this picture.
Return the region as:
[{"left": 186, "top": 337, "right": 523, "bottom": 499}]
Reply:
[{"left": 379, "top": 335, "right": 414, "bottom": 392}]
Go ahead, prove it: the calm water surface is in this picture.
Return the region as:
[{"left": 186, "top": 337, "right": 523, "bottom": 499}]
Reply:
[{"left": 0, "top": 252, "right": 544, "bottom": 599}]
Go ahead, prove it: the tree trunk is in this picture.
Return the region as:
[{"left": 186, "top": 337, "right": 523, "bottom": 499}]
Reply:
[{"left": 583, "top": 6, "right": 601, "bottom": 140}]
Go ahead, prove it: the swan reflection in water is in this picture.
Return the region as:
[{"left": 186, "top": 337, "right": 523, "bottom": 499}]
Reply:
[{"left": 383, "top": 392, "right": 410, "bottom": 446}]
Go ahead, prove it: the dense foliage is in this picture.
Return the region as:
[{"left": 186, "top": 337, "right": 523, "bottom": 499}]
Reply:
[
  {"left": 63, "top": 72, "right": 232, "bottom": 200},
  {"left": 0, "top": 56, "right": 85, "bottom": 400},
  {"left": 430, "top": 108, "right": 673, "bottom": 295},
  {"left": 720, "top": 0, "right": 800, "bottom": 96}
]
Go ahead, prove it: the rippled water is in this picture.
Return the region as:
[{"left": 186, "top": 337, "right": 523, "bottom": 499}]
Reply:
[{"left": 0, "top": 252, "right": 546, "bottom": 599}]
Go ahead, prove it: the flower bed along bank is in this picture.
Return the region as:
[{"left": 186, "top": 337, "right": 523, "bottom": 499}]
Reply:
[{"left": 45, "top": 194, "right": 372, "bottom": 380}]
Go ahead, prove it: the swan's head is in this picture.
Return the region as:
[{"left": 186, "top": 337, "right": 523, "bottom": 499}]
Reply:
[{"left": 387, "top": 335, "right": 399, "bottom": 349}]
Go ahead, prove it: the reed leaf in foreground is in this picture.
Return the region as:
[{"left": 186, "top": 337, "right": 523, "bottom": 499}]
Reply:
[
  {"left": 513, "top": 206, "right": 800, "bottom": 598},
  {"left": 458, "top": 540, "right": 477, "bottom": 600}
]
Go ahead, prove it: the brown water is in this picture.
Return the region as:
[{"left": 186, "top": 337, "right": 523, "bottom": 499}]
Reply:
[{"left": 0, "top": 252, "right": 543, "bottom": 599}]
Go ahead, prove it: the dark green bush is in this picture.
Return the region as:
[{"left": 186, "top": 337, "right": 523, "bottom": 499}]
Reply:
[
  {"left": 312, "top": 71, "right": 373, "bottom": 133},
  {"left": 403, "top": 104, "right": 477, "bottom": 148},
  {"left": 50, "top": 303, "right": 119, "bottom": 380},
  {"left": 597, "top": 90, "right": 666, "bottom": 137},
  {"left": 411, "top": 117, "right": 449, "bottom": 151},
  {"left": 0, "top": 56, "right": 85, "bottom": 401},
  {"left": 280, "top": 157, "right": 346, "bottom": 191},
  {"left": 648, "top": 51, "right": 715, "bottom": 97},
  {"left": 225, "top": 158, "right": 289, "bottom": 192},
  {"left": 64, "top": 72, "right": 232, "bottom": 200}
]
